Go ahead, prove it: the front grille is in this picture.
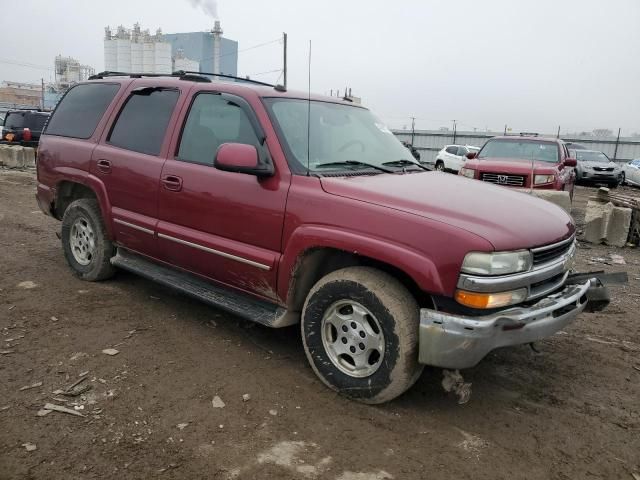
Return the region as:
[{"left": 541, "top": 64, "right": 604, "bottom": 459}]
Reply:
[
  {"left": 532, "top": 236, "right": 575, "bottom": 266},
  {"left": 481, "top": 173, "right": 525, "bottom": 187},
  {"left": 593, "top": 167, "right": 614, "bottom": 172}
]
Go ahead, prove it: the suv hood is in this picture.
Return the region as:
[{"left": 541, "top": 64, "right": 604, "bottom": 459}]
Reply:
[
  {"left": 320, "top": 172, "right": 574, "bottom": 251},
  {"left": 465, "top": 157, "right": 558, "bottom": 173}
]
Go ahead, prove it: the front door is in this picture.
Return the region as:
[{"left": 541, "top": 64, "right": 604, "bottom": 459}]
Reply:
[
  {"left": 91, "top": 85, "right": 182, "bottom": 259},
  {"left": 156, "top": 92, "right": 290, "bottom": 302}
]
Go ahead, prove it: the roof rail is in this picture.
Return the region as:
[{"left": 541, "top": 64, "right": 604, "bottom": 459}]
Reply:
[
  {"left": 176, "top": 70, "right": 284, "bottom": 89},
  {"left": 89, "top": 70, "right": 286, "bottom": 91}
]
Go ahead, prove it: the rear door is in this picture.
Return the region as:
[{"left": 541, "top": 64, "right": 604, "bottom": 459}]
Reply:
[
  {"left": 156, "top": 91, "right": 290, "bottom": 302},
  {"left": 91, "top": 83, "right": 182, "bottom": 259}
]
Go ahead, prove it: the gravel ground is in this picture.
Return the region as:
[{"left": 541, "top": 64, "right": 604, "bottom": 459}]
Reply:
[{"left": 1, "top": 169, "right": 639, "bottom": 480}]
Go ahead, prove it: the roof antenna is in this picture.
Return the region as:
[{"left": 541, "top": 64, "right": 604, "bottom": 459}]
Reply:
[{"left": 306, "top": 40, "right": 312, "bottom": 176}]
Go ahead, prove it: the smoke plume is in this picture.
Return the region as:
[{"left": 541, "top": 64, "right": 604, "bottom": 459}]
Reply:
[{"left": 187, "top": 0, "right": 218, "bottom": 19}]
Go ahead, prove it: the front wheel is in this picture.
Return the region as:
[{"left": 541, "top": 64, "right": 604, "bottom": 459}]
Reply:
[
  {"left": 435, "top": 161, "right": 445, "bottom": 172},
  {"left": 61, "top": 198, "right": 116, "bottom": 281},
  {"left": 301, "top": 267, "right": 423, "bottom": 404}
]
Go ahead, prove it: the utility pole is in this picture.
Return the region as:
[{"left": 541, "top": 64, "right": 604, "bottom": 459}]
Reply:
[
  {"left": 452, "top": 119, "right": 457, "bottom": 144},
  {"left": 556, "top": 125, "right": 561, "bottom": 139},
  {"left": 410, "top": 117, "right": 416, "bottom": 145},
  {"left": 41, "top": 78, "right": 45, "bottom": 110},
  {"left": 613, "top": 127, "right": 621, "bottom": 160},
  {"left": 504, "top": 124, "right": 508, "bottom": 135},
  {"left": 283, "top": 32, "right": 288, "bottom": 89}
]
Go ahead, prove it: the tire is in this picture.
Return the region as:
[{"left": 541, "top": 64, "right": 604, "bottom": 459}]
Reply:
[
  {"left": 609, "top": 181, "right": 619, "bottom": 189},
  {"left": 61, "top": 198, "right": 116, "bottom": 281},
  {"left": 621, "top": 172, "right": 626, "bottom": 186},
  {"left": 435, "top": 161, "right": 445, "bottom": 172},
  {"left": 301, "top": 266, "right": 423, "bottom": 404}
]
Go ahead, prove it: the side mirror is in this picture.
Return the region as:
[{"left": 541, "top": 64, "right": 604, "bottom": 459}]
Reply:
[
  {"left": 564, "top": 158, "right": 577, "bottom": 167},
  {"left": 466, "top": 152, "right": 477, "bottom": 159},
  {"left": 214, "top": 143, "right": 274, "bottom": 177}
]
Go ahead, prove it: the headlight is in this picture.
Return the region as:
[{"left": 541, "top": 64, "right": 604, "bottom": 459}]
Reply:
[
  {"left": 461, "top": 250, "right": 532, "bottom": 276},
  {"left": 460, "top": 168, "right": 475, "bottom": 178},
  {"left": 534, "top": 174, "right": 555, "bottom": 185}
]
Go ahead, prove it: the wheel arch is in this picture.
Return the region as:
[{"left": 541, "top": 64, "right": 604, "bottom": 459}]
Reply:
[
  {"left": 54, "top": 175, "right": 113, "bottom": 237},
  {"left": 279, "top": 227, "right": 441, "bottom": 316}
]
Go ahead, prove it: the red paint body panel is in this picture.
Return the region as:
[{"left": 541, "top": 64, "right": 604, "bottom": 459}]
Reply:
[{"left": 36, "top": 78, "right": 576, "bottom": 309}]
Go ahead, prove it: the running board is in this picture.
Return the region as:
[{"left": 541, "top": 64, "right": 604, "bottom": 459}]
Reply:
[{"left": 111, "top": 249, "right": 290, "bottom": 328}]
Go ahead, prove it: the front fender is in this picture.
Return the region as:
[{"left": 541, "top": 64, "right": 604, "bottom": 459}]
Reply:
[{"left": 277, "top": 225, "right": 445, "bottom": 302}]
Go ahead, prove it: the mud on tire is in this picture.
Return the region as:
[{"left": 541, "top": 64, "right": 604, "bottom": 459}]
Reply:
[
  {"left": 61, "top": 198, "right": 116, "bottom": 281},
  {"left": 301, "top": 266, "right": 423, "bottom": 404}
]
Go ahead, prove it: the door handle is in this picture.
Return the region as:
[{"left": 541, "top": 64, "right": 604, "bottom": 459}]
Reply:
[
  {"left": 97, "top": 159, "right": 111, "bottom": 174},
  {"left": 162, "top": 175, "right": 183, "bottom": 192}
]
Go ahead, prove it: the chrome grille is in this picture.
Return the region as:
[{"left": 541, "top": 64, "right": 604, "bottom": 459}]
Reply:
[
  {"left": 481, "top": 173, "right": 525, "bottom": 187},
  {"left": 532, "top": 236, "right": 575, "bottom": 266},
  {"left": 593, "top": 167, "right": 614, "bottom": 172}
]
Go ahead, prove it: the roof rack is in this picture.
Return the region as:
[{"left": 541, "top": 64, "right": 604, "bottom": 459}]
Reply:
[{"left": 89, "top": 70, "right": 286, "bottom": 91}]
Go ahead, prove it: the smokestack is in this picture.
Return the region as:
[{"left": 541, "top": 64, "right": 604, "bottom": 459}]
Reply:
[{"left": 212, "top": 20, "right": 223, "bottom": 75}]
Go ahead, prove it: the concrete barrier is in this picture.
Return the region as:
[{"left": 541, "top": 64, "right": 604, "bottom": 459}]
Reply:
[
  {"left": 515, "top": 189, "right": 572, "bottom": 213},
  {"left": 584, "top": 200, "right": 632, "bottom": 247},
  {"left": 0, "top": 145, "right": 36, "bottom": 169}
]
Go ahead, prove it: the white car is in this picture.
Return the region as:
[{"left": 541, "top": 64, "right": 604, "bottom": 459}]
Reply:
[
  {"left": 622, "top": 159, "right": 640, "bottom": 187},
  {"left": 434, "top": 145, "right": 480, "bottom": 173}
]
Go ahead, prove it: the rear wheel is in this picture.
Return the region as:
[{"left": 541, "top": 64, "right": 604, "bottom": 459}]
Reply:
[
  {"left": 621, "top": 172, "right": 626, "bottom": 186},
  {"left": 435, "top": 161, "right": 445, "bottom": 172},
  {"left": 301, "top": 267, "right": 423, "bottom": 404},
  {"left": 61, "top": 199, "right": 116, "bottom": 281}
]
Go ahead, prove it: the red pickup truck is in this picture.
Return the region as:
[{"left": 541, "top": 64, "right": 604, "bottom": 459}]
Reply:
[
  {"left": 460, "top": 135, "right": 577, "bottom": 196},
  {"left": 36, "top": 73, "right": 607, "bottom": 403}
]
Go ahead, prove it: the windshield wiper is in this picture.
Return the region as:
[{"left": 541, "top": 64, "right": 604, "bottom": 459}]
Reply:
[
  {"left": 382, "top": 159, "right": 429, "bottom": 171},
  {"left": 315, "top": 160, "right": 394, "bottom": 173}
]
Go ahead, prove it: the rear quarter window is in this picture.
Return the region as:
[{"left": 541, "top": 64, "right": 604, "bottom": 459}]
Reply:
[
  {"left": 46, "top": 83, "right": 120, "bottom": 139},
  {"left": 4, "top": 112, "right": 25, "bottom": 129}
]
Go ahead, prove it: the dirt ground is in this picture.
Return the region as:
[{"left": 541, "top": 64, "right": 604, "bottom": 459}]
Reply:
[{"left": 1, "top": 169, "right": 639, "bottom": 480}]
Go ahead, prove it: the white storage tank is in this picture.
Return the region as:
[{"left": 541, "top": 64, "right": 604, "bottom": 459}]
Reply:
[
  {"left": 104, "top": 40, "right": 117, "bottom": 71},
  {"left": 115, "top": 38, "right": 131, "bottom": 73},
  {"left": 154, "top": 42, "right": 172, "bottom": 74},
  {"left": 131, "top": 42, "right": 143, "bottom": 72},
  {"left": 142, "top": 42, "right": 155, "bottom": 73}
]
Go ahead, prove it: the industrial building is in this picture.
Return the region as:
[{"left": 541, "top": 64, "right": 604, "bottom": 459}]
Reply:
[
  {"left": 104, "top": 24, "right": 174, "bottom": 74},
  {"left": 103, "top": 22, "right": 238, "bottom": 76},
  {"left": 163, "top": 21, "right": 238, "bottom": 75},
  {"left": 54, "top": 55, "right": 95, "bottom": 88}
]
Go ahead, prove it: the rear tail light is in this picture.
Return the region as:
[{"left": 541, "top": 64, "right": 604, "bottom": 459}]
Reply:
[{"left": 23, "top": 128, "right": 32, "bottom": 142}]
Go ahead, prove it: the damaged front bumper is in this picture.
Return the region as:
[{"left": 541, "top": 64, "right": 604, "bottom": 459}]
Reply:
[{"left": 419, "top": 277, "right": 609, "bottom": 369}]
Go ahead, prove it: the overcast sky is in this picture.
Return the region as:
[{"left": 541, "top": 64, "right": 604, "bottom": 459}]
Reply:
[{"left": 1, "top": 0, "right": 638, "bottom": 134}]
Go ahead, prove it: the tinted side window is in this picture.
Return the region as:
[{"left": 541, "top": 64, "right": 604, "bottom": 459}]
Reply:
[
  {"left": 109, "top": 88, "right": 179, "bottom": 156},
  {"left": 46, "top": 83, "right": 120, "bottom": 139},
  {"left": 177, "top": 93, "right": 260, "bottom": 165},
  {"left": 4, "top": 112, "right": 25, "bottom": 129},
  {"left": 445, "top": 146, "right": 458, "bottom": 154}
]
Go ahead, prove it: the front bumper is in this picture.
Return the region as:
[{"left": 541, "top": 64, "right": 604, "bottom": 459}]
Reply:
[{"left": 419, "top": 279, "right": 601, "bottom": 369}]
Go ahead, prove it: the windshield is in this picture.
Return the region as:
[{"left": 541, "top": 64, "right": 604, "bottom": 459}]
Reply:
[
  {"left": 4, "top": 112, "right": 25, "bottom": 129},
  {"left": 478, "top": 139, "right": 559, "bottom": 163},
  {"left": 264, "top": 98, "right": 416, "bottom": 172},
  {"left": 574, "top": 150, "right": 609, "bottom": 163}
]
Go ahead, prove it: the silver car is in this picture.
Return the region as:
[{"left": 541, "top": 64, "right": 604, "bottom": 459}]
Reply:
[
  {"left": 570, "top": 149, "right": 622, "bottom": 187},
  {"left": 621, "top": 159, "right": 640, "bottom": 187}
]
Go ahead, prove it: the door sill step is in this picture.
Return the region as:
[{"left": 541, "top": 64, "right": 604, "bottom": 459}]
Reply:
[{"left": 111, "top": 249, "right": 289, "bottom": 327}]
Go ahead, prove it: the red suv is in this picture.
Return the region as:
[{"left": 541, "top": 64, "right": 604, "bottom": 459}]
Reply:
[
  {"left": 36, "top": 73, "right": 606, "bottom": 403},
  {"left": 460, "top": 135, "right": 577, "bottom": 196}
]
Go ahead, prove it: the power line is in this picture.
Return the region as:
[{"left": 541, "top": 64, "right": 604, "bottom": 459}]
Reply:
[
  {"left": 247, "top": 68, "right": 282, "bottom": 77},
  {"left": 204, "top": 37, "right": 281, "bottom": 61},
  {"left": 0, "top": 58, "right": 53, "bottom": 71}
]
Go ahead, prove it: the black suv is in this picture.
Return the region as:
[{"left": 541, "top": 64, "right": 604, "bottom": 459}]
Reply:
[{"left": 2, "top": 109, "right": 50, "bottom": 147}]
